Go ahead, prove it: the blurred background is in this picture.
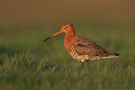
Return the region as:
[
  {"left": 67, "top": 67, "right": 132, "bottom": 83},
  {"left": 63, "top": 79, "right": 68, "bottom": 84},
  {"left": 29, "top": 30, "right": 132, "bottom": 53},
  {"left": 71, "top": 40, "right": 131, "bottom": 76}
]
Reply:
[
  {"left": 0, "top": 0, "right": 134, "bottom": 30},
  {"left": 0, "top": 0, "right": 135, "bottom": 90},
  {"left": 0, "top": 0, "right": 134, "bottom": 47}
]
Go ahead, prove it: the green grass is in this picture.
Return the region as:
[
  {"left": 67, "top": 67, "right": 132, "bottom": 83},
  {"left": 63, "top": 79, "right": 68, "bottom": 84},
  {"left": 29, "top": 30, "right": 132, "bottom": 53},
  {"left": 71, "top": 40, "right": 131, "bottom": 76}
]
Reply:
[{"left": 0, "top": 21, "right": 135, "bottom": 90}]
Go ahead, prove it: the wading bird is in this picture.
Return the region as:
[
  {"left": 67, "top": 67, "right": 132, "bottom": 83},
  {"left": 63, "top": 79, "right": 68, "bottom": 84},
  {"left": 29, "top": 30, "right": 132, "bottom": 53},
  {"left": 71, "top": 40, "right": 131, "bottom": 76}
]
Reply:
[{"left": 44, "top": 23, "right": 119, "bottom": 71}]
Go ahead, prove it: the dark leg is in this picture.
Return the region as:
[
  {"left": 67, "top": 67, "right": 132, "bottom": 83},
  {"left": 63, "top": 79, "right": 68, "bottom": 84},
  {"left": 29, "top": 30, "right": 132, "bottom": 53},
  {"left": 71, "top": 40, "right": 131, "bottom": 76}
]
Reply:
[
  {"left": 86, "top": 60, "right": 93, "bottom": 72},
  {"left": 81, "top": 61, "right": 85, "bottom": 68}
]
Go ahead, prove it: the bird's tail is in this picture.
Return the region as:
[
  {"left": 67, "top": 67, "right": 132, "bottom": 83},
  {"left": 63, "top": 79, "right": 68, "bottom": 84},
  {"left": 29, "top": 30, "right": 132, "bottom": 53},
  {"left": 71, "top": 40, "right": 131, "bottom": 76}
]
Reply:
[
  {"left": 106, "top": 52, "right": 119, "bottom": 58},
  {"left": 114, "top": 53, "right": 119, "bottom": 56}
]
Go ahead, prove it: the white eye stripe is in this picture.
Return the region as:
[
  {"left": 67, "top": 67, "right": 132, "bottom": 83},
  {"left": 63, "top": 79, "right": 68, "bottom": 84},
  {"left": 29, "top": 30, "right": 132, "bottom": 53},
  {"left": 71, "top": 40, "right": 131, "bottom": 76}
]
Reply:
[
  {"left": 63, "top": 25, "right": 68, "bottom": 29},
  {"left": 65, "top": 25, "right": 68, "bottom": 28}
]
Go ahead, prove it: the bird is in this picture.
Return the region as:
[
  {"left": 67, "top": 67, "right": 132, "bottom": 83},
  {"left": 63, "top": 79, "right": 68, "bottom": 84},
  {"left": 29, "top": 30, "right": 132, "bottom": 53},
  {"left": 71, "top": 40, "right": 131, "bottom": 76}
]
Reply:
[{"left": 44, "top": 23, "right": 119, "bottom": 70}]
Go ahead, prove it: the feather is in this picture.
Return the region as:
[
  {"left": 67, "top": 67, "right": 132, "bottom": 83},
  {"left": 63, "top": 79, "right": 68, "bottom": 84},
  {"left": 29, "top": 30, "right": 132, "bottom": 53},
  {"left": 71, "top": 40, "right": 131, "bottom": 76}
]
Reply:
[{"left": 73, "top": 36, "right": 119, "bottom": 58}]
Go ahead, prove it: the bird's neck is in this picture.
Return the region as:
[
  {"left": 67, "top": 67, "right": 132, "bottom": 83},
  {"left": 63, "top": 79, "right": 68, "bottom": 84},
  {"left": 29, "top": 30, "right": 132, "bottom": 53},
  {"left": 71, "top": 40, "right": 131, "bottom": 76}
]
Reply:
[{"left": 64, "top": 30, "right": 76, "bottom": 52}]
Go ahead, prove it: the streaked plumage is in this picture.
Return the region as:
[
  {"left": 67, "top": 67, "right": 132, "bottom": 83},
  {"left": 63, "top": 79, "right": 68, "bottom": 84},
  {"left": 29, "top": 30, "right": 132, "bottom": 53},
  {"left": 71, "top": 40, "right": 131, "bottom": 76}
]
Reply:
[
  {"left": 44, "top": 23, "right": 119, "bottom": 63},
  {"left": 68, "top": 36, "right": 119, "bottom": 62}
]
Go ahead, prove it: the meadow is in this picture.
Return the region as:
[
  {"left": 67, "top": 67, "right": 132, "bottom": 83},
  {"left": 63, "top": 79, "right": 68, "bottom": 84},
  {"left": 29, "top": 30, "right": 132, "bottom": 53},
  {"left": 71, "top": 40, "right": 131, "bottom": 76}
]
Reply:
[{"left": 0, "top": 20, "right": 135, "bottom": 90}]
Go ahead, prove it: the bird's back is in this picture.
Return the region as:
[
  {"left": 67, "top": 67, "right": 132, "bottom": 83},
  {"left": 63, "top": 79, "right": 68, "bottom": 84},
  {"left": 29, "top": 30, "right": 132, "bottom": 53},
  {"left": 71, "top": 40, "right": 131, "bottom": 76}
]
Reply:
[{"left": 69, "top": 36, "right": 119, "bottom": 62}]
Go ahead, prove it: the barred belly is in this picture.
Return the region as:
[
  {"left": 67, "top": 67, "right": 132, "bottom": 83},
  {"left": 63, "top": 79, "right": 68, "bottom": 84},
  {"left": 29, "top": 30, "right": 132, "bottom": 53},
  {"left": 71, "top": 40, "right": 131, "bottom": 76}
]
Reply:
[
  {"left": 69, "top": 49, "right": 89, "bottom": 62},
  {"left": 69, "top": 49, "right": 106, "bottom": 62}
]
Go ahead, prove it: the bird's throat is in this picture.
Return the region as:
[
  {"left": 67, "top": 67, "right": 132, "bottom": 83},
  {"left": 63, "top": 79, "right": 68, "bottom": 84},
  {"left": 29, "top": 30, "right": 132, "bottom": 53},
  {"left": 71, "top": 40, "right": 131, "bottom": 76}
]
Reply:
[{"left": 64, "top": 32, "right": 75, "bottom": 52}]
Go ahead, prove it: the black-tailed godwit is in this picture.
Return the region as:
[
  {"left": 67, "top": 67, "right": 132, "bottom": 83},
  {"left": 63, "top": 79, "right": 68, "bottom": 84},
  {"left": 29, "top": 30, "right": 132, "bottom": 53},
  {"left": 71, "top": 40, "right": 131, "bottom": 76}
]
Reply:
[{"left": 44, "top": 23, "right": 119, "bottom": 70}]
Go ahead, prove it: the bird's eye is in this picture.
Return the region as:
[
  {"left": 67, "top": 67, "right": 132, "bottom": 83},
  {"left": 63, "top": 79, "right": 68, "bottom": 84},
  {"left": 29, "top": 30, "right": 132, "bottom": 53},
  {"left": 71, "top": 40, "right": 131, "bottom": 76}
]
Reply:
[
  {"left": 65, "top": 25, "right": 68, "bottom": 28},
  {"left": 63, "top": 25, "right": 68, "bottom": 29}
]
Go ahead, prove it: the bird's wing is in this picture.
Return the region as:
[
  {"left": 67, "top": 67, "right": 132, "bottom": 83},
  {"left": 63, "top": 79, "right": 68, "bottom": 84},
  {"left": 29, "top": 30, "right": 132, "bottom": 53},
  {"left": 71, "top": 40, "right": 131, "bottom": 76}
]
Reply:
[{"left": 74, "top": 36, "right": 113, "bottom": 57}]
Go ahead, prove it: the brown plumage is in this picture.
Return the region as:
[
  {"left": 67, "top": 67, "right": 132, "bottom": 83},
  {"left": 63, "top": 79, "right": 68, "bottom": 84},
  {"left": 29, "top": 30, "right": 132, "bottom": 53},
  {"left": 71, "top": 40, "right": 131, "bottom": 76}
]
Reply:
[
  {"left": 68, "top": 36, "right": 119, "bottom": 62},
  {"left": 44, "top": 23, "right": 119, "bottom": 63}
]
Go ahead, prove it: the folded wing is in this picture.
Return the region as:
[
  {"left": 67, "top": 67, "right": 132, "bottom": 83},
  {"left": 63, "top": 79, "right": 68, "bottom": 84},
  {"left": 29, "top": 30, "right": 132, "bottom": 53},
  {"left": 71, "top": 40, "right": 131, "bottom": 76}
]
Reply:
[{"left": 74, "top": 36, "right": 119, "bottom": 58}]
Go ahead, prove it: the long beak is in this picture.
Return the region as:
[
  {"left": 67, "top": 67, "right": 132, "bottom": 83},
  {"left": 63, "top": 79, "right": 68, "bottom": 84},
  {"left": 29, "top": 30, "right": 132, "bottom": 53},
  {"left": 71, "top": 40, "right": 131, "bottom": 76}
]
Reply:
[{"left": 44, "top": 30, "right": 63, "bottom": 41}]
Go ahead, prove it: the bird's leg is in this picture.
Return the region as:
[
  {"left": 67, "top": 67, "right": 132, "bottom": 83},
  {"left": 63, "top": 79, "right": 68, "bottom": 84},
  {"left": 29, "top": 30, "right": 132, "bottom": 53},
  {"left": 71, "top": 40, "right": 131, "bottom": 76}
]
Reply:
[
  {"left": 81, "top": 61, "right": 85, "bottom": 68},
  {"left": 86, "top": 60, "right": 93, "bottom": 72}
]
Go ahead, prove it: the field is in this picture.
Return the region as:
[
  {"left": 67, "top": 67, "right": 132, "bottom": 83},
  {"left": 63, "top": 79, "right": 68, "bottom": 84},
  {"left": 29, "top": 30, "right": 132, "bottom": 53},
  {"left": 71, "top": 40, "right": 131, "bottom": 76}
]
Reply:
[
  {"left": 0, "top": 0, "right": 135, "bottom": 90},
  {"left": 0, "top": 20, "right": 135, "bottom": 90}
]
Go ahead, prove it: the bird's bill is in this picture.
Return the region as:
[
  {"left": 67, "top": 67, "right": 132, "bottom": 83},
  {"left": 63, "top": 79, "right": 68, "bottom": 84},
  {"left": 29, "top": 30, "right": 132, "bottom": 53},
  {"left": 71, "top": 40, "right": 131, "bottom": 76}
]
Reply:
[{"left": 44, "top": 30, "right": 63, "bottom": 41}]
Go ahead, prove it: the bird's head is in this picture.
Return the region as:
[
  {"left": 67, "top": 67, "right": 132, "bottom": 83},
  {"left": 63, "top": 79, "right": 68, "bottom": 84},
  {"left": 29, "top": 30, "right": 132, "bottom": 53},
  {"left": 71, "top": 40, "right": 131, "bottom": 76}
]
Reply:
[{"left": 44, "top": 23, "right": 75, "bottom": 41}]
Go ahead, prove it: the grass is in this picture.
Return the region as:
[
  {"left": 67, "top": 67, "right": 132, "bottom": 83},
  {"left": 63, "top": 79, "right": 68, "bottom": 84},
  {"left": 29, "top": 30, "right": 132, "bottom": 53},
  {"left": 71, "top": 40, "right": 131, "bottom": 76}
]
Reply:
[{"left": 0, "top": 21, "right": 135, "bottom": 90}]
